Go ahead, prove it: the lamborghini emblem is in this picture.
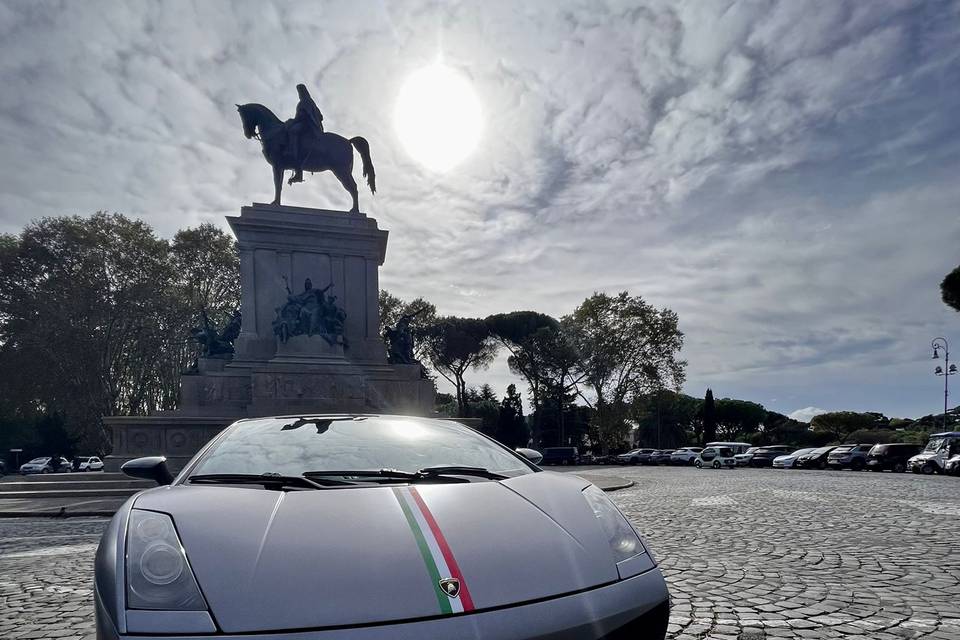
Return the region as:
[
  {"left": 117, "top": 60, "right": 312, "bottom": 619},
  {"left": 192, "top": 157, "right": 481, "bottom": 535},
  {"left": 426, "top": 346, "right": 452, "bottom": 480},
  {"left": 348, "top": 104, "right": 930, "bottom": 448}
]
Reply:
[{"left": 439, "top": 577, "right": 461, "bottom": 598}]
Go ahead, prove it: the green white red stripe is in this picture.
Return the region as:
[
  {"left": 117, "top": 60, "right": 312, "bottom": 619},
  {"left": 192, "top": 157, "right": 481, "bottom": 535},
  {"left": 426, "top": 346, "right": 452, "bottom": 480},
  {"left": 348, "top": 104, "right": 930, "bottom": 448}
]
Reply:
[{"left": 393, "top": 486, "right": 475, "bottom": 614}]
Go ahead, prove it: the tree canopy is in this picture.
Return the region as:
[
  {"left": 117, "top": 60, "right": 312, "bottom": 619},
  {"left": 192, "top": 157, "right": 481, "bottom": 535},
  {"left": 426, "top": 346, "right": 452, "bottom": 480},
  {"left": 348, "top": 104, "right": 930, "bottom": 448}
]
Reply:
[
  {"left": 419, "top": 316, "right": 499, "bottom": 416},
  {"left": 0, "top": 214, "right": 238, "bottom": 452},
  {"left": 714, "top": 398, "right": 767, "bottom": 440},
  {"left": 941, "top": 265, "right": 960, "bottom": 313},
  {"left": 810, "top": 411, "right": 889, "bottom": 444},
  {"left": 565, "top": 292, "right": 686, "bottom": 452},
  {"left": 701, "top": 388, "right": 717, "bottom": 445}
]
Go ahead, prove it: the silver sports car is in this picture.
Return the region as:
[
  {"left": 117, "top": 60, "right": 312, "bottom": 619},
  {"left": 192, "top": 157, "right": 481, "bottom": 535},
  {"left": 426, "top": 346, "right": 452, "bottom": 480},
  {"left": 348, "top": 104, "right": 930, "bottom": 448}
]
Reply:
[{"left": 95, "top": 415, "right": 669, "bottom": 639}]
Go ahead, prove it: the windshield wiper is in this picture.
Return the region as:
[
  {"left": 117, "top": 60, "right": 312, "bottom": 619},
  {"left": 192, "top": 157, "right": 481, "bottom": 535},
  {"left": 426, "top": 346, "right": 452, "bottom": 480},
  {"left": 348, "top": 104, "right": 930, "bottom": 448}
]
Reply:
[
  {"left": 188, "top": 473, "right": 351, "bottom": 489},
  {"left": 303, "top": 466, "right": 507, "bottom": 482},
  {"left": 416, "top": 465, "right": 508, "bottom": 480}
]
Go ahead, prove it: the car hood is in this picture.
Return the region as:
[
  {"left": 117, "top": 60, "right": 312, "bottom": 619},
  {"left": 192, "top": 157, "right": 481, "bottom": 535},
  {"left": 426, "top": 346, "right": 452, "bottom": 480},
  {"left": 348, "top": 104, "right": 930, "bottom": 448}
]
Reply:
[{"left": 131, "top": 472, "right": 622, "bottom": 633}]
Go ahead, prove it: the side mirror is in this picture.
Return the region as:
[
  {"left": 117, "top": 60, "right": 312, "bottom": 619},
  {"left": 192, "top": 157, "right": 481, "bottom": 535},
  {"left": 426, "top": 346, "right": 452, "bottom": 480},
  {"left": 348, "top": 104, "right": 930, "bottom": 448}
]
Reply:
[
  {"left": 121, "top": 456, "right": 174, "bottom": 486},
  {"left": 516, "top": 448, "right": 543, "bottom": 465}
]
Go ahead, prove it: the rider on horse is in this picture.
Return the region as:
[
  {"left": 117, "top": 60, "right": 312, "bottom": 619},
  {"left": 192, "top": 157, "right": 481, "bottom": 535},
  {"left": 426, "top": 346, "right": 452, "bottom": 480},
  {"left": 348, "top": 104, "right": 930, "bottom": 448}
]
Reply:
[{"left": 288, "top": 83, "right": 324, "bottom": 184}]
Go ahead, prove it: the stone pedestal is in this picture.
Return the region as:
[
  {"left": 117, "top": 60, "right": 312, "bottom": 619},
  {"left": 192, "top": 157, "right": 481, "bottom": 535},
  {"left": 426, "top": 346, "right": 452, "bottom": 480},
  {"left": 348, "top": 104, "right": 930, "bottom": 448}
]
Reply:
[
  {"left": 230, "top": 203, "right": 388, "bottom": 364},
  {"left": 105, "top": 204, "right": 435, "bottom": 472}
]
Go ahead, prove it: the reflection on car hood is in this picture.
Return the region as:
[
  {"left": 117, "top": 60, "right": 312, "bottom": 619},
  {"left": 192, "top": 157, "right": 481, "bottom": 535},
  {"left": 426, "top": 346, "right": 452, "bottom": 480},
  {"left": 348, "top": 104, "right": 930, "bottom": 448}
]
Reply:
[{"left": 131, "top": 472, "right": 621, "bottom": 633}]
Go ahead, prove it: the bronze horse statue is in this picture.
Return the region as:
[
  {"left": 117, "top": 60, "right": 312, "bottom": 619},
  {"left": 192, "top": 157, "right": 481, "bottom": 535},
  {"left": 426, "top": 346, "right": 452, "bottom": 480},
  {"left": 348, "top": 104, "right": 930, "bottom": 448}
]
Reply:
[{"left": 236, "top": 103, "right": 376, "bottom": 212}]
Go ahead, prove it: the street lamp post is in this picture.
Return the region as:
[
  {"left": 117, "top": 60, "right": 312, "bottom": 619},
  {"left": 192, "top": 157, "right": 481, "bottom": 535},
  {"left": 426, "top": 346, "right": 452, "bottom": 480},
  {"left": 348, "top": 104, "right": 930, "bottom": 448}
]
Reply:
[{"left": 931, "top": 337, "right": 956, "bottom": 430}]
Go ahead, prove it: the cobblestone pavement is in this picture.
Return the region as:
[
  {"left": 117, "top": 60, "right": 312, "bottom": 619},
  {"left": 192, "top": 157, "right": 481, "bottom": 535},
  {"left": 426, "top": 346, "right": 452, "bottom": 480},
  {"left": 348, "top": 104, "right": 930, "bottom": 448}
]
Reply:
[
  {"left": 1, "top": 468, "right": 957, "bottom": 639},
  {"left": 0, "top": 517, "right": 102, "bottom": 639},
  {"left": 597, "top": 466, "right": 960, "bottom": 639}
]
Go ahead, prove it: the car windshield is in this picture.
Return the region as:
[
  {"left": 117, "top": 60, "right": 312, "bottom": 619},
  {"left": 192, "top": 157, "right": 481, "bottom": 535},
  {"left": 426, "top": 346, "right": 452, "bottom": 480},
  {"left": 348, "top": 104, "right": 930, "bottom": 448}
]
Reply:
[
  {"left": 791, "top": 449, "right": 815, "bottom": 457},
  {"left": 924, "top": 437, "right": 947, "bottom": 452},
  {"left": 28, "top": 457, "right": 49, "bottom": 464},
  {"left": 190, "top": 416, "right": 535, "bottom": 479}
]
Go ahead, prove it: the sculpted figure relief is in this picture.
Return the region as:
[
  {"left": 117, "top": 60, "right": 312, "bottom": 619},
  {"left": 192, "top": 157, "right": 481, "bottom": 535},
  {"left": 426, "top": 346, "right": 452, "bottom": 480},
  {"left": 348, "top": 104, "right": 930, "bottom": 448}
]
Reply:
[
  {"left": 190, "top": 309, "right": 241, "bottom": 359},
  {"left": 273, "top": 278, "right": 347, "bottom": 346},
  {"left": 236, "top": 83, "right": 376, "bottom": 212},
  {"left": 385, "top": 307, "right": 427, "bottom": 365}
]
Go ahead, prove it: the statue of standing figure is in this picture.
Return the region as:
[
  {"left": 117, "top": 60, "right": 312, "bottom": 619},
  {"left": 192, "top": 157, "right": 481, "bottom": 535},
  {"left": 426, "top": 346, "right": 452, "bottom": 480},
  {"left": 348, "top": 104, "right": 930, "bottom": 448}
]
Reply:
[{"left": 385, "top": 307, "right": 427, "bottom": 365}]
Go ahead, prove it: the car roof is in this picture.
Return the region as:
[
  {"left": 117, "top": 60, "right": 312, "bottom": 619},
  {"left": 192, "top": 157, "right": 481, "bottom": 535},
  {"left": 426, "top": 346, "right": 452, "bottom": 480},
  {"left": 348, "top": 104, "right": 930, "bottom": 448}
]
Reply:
[{"left": 930, "top": 431, "right": 960, "bottom": 437}]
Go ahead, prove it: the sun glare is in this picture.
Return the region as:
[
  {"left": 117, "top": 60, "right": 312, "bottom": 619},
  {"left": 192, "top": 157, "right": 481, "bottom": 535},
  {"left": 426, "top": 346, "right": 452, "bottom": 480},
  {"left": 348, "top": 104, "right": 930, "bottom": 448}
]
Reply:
[{"left": 395, "top": 63, "right": 482, "bottom": 172}]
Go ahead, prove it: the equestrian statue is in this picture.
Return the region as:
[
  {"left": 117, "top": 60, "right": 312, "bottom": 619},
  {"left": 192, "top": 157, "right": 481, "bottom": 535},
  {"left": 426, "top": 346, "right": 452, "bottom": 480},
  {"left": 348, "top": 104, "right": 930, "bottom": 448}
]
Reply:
[{"left": 236, "top": 84, "right": 376, "bottom": 212}]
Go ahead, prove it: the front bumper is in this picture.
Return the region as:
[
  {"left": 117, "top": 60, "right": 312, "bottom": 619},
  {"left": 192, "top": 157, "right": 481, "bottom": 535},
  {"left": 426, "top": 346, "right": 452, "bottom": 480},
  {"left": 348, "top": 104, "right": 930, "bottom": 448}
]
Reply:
[{"left": 97, "top": 566, "right": 669, "bottom": 640}]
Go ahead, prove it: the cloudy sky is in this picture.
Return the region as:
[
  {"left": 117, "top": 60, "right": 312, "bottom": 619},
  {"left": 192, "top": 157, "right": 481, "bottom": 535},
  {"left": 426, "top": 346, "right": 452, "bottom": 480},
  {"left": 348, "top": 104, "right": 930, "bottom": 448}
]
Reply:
[{"left": 2, "top": 0, "right": 959, "bottom": 420}]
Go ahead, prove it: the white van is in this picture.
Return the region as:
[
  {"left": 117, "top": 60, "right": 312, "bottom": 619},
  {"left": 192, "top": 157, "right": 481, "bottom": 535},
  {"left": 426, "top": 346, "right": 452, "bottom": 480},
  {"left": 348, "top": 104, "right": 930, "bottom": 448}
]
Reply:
[
  {"left": 907, "top": 431, "right": 960, "bottom": 474},
  {"left": 705, "top": 441, "right": 752, "bottom": 456}
]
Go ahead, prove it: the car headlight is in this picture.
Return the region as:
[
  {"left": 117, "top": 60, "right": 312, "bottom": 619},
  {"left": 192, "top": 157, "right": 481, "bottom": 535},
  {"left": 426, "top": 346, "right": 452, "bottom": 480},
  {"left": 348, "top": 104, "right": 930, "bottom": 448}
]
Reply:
[
  {"left": 582, "top": 484, "right": 644, "bottom": 562},
  {"left": 126, "top": 509, "right": 207, "bottom": 610}
]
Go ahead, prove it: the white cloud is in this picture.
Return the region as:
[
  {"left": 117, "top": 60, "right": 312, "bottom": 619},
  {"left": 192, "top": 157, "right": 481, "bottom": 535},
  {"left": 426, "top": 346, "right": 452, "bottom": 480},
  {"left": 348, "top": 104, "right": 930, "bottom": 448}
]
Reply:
[
  {"left": 788, "top": 407, "right": 829, "bottom": 423},
  {"left": 1, "top": 0, "right": 959, "bottom": 417}
]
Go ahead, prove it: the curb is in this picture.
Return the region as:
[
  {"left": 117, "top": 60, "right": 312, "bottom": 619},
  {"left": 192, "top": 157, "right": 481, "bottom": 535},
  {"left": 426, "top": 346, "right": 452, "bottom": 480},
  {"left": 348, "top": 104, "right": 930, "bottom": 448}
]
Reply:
[
  {"left": 599, "top": 480, "right": 635, "bottom": 492},
  {"left": 0, "top": 510, "right": 115, "bottom": 518},
  {"left": 0, "top": 490, "right": 141, "bottom": 499}
]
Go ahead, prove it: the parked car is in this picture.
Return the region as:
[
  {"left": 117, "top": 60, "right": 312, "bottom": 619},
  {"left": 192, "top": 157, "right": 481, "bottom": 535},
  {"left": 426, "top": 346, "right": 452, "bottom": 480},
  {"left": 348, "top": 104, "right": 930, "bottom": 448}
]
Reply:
[
  {"left": 98, "top": 415, "right": 670, "bottom": 639},
  {"left": 749, "top": 446, "right": 793, "bottom": 467},
  {"left": 651, "top": 450, "right": 675, "bottom": 465},
  {"left": 908, "top": 431, "right": 960, "bottom": 474},
  {"left": 696, "top": 446, "right": 736, "bottom": 469},
  {"left": 734, "top": 447, "right": 761, "bottom": 467},
  {"left": 19, "top": 456, "right": 71, "bottom": 474},
  {"left": 670, "top": 447, "right": 703, "bottom": 465},
  {"left": 540, "top": 446, "right": 580, "bottom": 466},
  {"left": 617, "top": 448, "right": 656, "bottom": 465},
  {"left": 76, "top": 456, "right": 104, "bottom": 472},
  {"left": 865, "top": 443, "right": 921, "bottom": 473},
  {"left": 704, "top": 441, "right": 752, "bottom": 455},
  {"left": 794, "top": 446, "right": 837, "bottom": 470},
  {"left": 826, "top": 444, "right": 873, "bottom": 471},
  {"left": 772, "top": 448, "right": 816, "bottom": 469}
]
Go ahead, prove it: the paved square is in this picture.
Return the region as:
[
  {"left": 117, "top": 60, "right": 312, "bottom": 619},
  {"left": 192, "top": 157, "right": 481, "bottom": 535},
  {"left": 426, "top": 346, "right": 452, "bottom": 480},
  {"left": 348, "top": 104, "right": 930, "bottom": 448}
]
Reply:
[
  {"left": 595, "top": 466, "right": 960, "bottom": 639},
  {"left": 1, "top": 467, "right": 957, "bottom": 639}
]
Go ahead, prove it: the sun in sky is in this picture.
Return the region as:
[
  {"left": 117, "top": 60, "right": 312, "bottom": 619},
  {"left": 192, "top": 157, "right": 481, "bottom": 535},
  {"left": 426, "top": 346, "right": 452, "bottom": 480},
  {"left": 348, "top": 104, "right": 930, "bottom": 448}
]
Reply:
[{"left": 394, "top": 62, "right": 482, "bottom": 172}]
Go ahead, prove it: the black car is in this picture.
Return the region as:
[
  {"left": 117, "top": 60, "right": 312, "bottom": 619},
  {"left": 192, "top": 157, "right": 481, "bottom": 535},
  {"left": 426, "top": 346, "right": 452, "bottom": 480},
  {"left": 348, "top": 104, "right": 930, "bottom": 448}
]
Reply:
[
  {"left": 749, "top": 446, "right": 793, "bottom": 467},
  {"left": 794, "top": 446, "right": 836, "bottom": 470},
  {"left": 540, "top": 446, "right": 580, "bottom": 465},
  {"left": 865, "top": 443, "right": 922, "bottom": 473}
]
